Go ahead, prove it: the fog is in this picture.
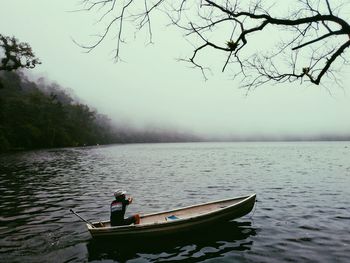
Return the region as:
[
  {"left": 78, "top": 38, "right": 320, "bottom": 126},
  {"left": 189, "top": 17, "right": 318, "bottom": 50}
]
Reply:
[{"left": 1, "top": 0, "right": 350, "bottom": 140}]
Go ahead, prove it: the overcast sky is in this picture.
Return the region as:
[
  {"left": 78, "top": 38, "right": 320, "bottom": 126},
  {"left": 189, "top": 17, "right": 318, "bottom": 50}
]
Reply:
[{"left": 1, "top": 0, "right": 350, "bottom": 138}]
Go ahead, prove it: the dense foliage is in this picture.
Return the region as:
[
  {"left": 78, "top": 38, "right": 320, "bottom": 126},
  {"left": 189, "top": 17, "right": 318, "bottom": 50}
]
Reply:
[
  {"left": 0, "top": 71, "right": 112, "bottom": 151},
  {"left": 0, "top": 71, "right": 198, "bottom": 152}
]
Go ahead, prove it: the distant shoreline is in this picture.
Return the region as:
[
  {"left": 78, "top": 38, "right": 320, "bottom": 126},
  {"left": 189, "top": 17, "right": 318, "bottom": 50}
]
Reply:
[{"left": 2, "top": 139, "right": 349, "bottom": 154}]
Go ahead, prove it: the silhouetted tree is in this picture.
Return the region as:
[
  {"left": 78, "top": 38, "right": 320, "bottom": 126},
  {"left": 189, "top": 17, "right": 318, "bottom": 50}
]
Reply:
[
  {"left": 0, "top": 34, "right": 41, "bottom": 72},
  {"left": 78, "top": 0, "right": 349, "bottom": 89}
]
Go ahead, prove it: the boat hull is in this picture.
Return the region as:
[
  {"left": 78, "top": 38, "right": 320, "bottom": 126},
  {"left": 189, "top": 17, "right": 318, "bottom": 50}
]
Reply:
[{"left": 88, "top": 194, "right": 256, "bottom": 239}]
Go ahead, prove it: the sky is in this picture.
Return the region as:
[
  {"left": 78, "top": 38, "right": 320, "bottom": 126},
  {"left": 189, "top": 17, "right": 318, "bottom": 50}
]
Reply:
[{"left": 1, "top": 0, "right": 350, "bottom": 139}]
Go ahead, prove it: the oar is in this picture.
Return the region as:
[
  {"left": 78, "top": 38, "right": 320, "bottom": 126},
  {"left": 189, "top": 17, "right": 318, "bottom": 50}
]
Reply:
[{"left": 70, "top": 209, "right": 95, "bottom": 228}]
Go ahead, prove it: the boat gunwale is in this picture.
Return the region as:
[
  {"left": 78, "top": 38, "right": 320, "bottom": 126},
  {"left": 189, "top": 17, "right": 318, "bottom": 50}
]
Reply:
[{"left": 87, "top": 193, "right": 256, "bottom": 232}]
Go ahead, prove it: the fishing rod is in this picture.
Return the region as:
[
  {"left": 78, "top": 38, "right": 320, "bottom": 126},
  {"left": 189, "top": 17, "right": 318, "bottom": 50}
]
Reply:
[{"left": 70, "top": 209, "right": 95, "bottom": 228}]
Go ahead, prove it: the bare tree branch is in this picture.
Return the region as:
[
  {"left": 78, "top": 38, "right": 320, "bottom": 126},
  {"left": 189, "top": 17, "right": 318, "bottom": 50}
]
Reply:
[{"left": 77, "top": 0, "right": 350, "bottom": 89}]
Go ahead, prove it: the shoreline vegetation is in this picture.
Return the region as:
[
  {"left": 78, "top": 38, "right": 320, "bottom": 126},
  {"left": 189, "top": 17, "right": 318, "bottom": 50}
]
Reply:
[
  {"left": 0, "top": 71, "right": 349, "bottom": 153},
  {"left": 0, "top": 71, "right": 200, "bottom": 153}
]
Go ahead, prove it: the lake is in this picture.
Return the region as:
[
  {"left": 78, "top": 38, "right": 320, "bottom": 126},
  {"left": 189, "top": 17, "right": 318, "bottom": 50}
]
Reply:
[{"left": 1, "top": 142, "right": 349, "bottom": 262}]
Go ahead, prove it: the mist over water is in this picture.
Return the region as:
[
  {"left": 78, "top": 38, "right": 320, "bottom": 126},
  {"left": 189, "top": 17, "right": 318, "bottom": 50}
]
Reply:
[
  {"left": 1, "top": 142, "right": 350, "bottom": 262},
  {"left": 2, "top": 0, "right": 350, "bottom": 142}
]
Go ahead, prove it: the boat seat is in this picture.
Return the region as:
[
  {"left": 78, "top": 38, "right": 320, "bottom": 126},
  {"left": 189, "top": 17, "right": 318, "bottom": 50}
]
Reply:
[{"left": 165, "top": 215, "right": 180, "bottom": 221}]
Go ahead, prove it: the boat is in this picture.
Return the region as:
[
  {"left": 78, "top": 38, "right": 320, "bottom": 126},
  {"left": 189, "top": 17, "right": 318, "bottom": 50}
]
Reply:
[{"left": 87, "top": 193, "right": 256, "bottom": 238}]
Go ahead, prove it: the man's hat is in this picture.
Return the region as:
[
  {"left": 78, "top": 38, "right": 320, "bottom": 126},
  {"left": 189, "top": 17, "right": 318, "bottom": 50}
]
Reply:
[{"left": 114, "top": 189, "right": 126, "bottom": 198}]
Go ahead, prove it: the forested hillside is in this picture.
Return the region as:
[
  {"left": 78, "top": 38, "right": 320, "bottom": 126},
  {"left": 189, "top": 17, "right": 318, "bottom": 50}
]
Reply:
[{"left": 0, "top": 71, "right": 199, "bottom": 152}]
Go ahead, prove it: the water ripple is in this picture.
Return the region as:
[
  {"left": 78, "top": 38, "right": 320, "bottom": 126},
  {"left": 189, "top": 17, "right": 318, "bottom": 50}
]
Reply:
[{"left": 1, "top": 142, "right": 350, "bottom": 262}]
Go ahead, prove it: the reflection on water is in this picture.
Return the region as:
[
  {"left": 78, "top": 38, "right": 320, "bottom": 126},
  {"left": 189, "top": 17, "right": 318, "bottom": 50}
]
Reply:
[
  {"left": 1, "top": 142, "right": 350, "bottom": 262},
  {"left": 87, "top": 221, "right": 256, "bottom": 262}
]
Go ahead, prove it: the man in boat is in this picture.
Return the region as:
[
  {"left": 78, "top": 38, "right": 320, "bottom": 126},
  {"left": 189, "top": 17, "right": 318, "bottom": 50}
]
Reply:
[{"left": 110, "top": 189, "right": 140, "bottom": 226}]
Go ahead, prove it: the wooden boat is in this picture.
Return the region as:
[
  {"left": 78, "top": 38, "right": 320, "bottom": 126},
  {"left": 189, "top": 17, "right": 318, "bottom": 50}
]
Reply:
[{"left": 87, "top": 193, "right": 256, "bottom": 238}]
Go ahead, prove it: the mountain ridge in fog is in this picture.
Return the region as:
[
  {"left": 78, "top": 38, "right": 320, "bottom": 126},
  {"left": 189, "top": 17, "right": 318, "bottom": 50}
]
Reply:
[
  {"left": 1, "top": 70, "right": 348, "bottom": 153},
  {"left": 0, "top": 71, "right": 200, "bottom": 152}
]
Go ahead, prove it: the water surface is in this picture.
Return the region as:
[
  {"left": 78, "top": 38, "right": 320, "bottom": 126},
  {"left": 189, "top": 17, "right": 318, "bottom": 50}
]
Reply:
[{"left": 1, "top": 142, "right": 350, "bottom": 262}]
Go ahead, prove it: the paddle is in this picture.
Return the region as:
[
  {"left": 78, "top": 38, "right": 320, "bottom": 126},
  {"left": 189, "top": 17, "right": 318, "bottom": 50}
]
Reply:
[{"left": 70, "top": 209, "right": 95, "bottom": 228}]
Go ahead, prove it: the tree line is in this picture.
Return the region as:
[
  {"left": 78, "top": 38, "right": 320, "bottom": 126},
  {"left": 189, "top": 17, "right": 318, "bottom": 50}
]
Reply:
[{"left": 0, "top": 71, "right": 199, "bottom": 152}]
